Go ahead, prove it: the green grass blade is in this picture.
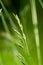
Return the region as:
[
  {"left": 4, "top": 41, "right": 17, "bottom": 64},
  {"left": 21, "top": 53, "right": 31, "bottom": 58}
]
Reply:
[
  {"left": 0, "top": 0, "right": 16, "bottom": 30},
  {"left": 0, "top": 12, "right": 10, "bottom": 33},
  {"left": 30, "top": 0, "right": 41, "bottom": 65}
]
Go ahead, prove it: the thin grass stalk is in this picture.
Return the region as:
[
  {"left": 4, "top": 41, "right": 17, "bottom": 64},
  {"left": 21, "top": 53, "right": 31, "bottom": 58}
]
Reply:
[
  {"left": 0, "top": 0, "right": 16, "bottom": 30},
  {"left": 30, "top": 0, "right": 41, "bottom": 65},
  {"left": 39, "top": 0, "right": 43, "bottom": 8},
  {"left": 0, "top": 12, "right": 10, "bottom": 33}
]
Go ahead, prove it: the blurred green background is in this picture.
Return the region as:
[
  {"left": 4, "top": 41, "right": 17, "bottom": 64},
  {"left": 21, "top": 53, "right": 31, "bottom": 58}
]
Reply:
[{"left": 0, "top": 0, "right": 43, "bottom": 65}]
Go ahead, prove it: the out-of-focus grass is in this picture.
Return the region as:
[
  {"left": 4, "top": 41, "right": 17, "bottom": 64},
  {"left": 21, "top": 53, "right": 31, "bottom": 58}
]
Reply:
[{"left": 0, "top": 0, "right": 43, "bottom": 65}]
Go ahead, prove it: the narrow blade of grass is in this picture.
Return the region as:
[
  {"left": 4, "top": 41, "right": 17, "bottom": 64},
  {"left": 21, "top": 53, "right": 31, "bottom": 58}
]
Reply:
[
  {"left": 30, "top": 0, "right": 41, "bottom": 65},
  {"left": 0, "top": 12, "right": 10, "bottom": 33}
]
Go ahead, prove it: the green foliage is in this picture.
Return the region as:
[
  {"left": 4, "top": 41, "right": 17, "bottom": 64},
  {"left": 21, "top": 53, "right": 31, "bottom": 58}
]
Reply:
[{"left": 0, "top": 0, "right": 43, "bottom": 65}]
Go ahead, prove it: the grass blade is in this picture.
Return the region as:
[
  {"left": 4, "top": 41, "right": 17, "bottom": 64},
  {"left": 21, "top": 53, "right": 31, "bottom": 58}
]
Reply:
[{"left": 30, "top": 0, "right": 41, "bottom": 65}]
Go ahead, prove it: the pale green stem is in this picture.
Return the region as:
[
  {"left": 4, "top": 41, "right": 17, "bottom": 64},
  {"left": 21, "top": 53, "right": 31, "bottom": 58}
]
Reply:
[
  {"left": 39, "top": 0, "right": 43, "bottom": 8},
  {"left": 30, "top": 0, "right": 41, "bottom": 65},
  {"left": 0, "top": 1, "right": 16, "bottom": 29},
  {"left": 1, "top": 12, "right": 10, "bottom": 33}
]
